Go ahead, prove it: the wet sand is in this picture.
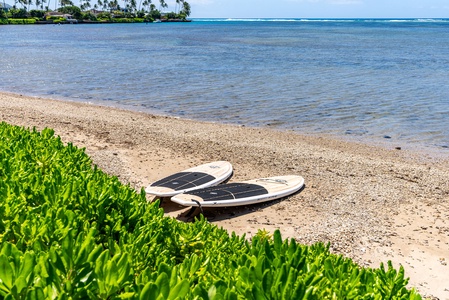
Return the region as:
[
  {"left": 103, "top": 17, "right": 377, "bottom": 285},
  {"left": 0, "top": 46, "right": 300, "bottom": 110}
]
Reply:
[{"left": 1, "top": 92, "right": 448, "bottom": 299}]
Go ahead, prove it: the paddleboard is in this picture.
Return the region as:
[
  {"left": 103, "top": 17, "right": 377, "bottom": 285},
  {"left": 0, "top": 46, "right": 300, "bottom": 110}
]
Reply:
[
  {"left": 170, "top": 175, "right": 304, "bottom": 207},
  {"left": 145, "top": 161, "right": 233, "bottom": 197}
]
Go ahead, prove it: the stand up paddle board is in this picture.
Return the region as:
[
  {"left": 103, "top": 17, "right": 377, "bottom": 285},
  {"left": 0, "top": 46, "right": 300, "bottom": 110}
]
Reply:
[
  {"left": 170, "top": 175, "right": 304, "bottom": 207},
  {"left": 145, "top": 161, "right": 233, "bottom": 197}
]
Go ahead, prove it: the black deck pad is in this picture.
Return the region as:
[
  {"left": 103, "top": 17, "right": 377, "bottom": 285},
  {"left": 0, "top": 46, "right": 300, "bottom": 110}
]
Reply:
[
  {"left": 151, "top": 172, "right": 216, "bottom": 191},
  {"left": 188, "top": 183, "right": 269, "bottom": 201}
]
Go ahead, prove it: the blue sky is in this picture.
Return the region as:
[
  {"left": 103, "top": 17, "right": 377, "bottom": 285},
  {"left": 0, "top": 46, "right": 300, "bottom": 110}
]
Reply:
[
  {"left": 3, "top": 0, "right": 449, "bottom": 18},
  {"left": 185, "top": 0, "right": 449, "bottom": 18}
]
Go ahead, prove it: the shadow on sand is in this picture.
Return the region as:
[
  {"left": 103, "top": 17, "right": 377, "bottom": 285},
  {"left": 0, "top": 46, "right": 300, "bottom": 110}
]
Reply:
[{"left": 155, "top": 185, "right": 306, "bottom": 223}]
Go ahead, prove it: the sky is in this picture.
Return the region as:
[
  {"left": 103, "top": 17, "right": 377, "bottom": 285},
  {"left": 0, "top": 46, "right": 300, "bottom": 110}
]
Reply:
[
  {"left": 3, "top": 0, "right": 449, "bottom": 18},
  {"left": 185, "top": 0, "right": 449, "bottom": 18}
]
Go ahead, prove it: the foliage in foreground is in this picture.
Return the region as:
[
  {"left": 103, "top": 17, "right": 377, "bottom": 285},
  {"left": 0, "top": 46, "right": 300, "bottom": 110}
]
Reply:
[{"left": 0, "top": 122, "right": 421, "bottom": 299}]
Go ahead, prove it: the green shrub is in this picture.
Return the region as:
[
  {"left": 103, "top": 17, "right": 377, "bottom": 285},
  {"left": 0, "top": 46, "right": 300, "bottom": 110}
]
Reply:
[
  {"left": 57, "top": 5, "right": 81, "bottom": 19},
  {"left": 165, "top": 12, "right": 176, "bottom": 19},
  {"left": 29, "top": 9, "right": 45, "bottom": 18},
  {"left": 0, "top": 122, "right": 422, "bottom": 299},
  {"left": 8, "top": 8, "right": 27, "bottom": 18},
  {"left": 96, "top": 11, "right": 111, "bottom": 19},
  {"left": 7, "top": 18, "right": 36, "bottom": 24},
  {"left": 112, "top": 10, "right": 125, "bottom": 18},
  {"left": 111, "top": 18, "right": 136, "bottom": 23},
  {"left": 148, "top": 10, "right": 160, "bottom": 20},
  {"left": 82, "top": 12, "right": 97, "bottom": 21},
  {"left": 23, "top": 18, "right": 36, "bottom": 24},
  {"left": 52, "top": 17, "right": 66, "bottom": 24},
  {"left": 145, "top": 17, "right": 154, "bottom": 23}
]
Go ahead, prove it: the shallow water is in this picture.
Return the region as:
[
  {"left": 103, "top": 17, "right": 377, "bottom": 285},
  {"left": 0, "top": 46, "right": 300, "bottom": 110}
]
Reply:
[{"left": 1, "top": 19, "right": 448, "bottom": 151}]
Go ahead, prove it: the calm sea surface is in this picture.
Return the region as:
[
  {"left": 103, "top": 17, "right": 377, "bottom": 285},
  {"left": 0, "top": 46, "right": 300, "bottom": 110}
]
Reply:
[{"left": 1, "top": 19, "right": 449, "bottom": 152}]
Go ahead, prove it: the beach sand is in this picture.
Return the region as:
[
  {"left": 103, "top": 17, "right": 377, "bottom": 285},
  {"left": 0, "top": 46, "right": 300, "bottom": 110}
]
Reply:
[{"left": 1, "top": 92, "right": 448, "bottom": 299}]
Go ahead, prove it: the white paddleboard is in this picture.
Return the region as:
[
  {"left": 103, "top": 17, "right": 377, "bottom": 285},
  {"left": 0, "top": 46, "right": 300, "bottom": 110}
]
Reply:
[
  {"left": 145, "top": 161, "right": 233, "bottom": 197},
  {"left": 171, "top": 175, "right": 304, "bottom": 207}
]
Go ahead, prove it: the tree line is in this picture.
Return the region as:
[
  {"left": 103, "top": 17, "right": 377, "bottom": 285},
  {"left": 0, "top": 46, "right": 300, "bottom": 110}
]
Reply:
[{"left": 0, "top": 0, "right": 191, "bottom": 22}]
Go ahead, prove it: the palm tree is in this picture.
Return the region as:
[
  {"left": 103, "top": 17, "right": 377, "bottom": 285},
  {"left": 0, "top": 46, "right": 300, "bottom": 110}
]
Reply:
[
  {"left": 174, "top": 0, "right": 180, "bottom": 13},
  {"left": 180, "top": 0, "right": 189, "bottom": 16},
  {"left": 17, "top": 0, "right": 28, "bottom": 8},
  {"left": 158, "top": 0, "right": 166, "bottom": 11},
  {"left": 108, "top": 0, "right": 117, "bottom": 10},
  {"left": 141, "top": 0, "right": 150, "bottom": 12},
  {"left": 129, "top": 0, "right": 136, "bottom": 12},
  {"left": 80, "top": 0, "right": 91, "bottom": 11},
  {"left": 138, "top": 0, "right": 146, "bottom": 11},
  {"left": 60, "top": 0, "right": 74, "bottom": 7}
]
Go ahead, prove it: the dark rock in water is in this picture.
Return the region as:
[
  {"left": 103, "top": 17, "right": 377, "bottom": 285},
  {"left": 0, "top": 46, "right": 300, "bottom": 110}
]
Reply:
[
  {"left": 383, "top": 135, "right": 391, "bottom": 139},
  {"left": 395, "top": 147, "right": 401, "bottom": 150},
  {"left": 345, "top": 129, "right": 368, "bottom": 136}
]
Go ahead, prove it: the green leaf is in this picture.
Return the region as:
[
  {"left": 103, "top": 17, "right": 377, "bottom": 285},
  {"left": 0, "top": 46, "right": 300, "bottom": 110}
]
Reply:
[
  {"left": 140, "top": 282, "right": 158, "bottom": 300},
  {"left": 190, "top": 254, "right": 202, "bottom": 275},
  {"left": 95, "top": 249, "right": 110, "bottom": 280},
  {"left": 0, "top": 254, "right": 14, "bottom": 291},
  {"left": 72, "top": 264, "right": 94, "bottom": 288},
  {"left": 251, "top": 284, "right": 267, "bottom": 300},
  {"left": 115, "top": 253, "right": 131, "bottom": 285},
  {"left": 208, "top": 285, "right": 217, "bottom": 299},
  {"left": 324, "top": 258, "right": 335, "bottom": 280},
  {"left": 155, "top": 272, "right": 170, "bottom": 299},
  {"left": 87, "top": 244, "right": 103, "bottom": 263},
  {"left": 105, "top": 259, "right": 119, "bottom": 288},
  {"left": 290, "top": 280, "right": 306, "bottom": 299},
  {"left": 74, "top": 229, "right": 96, "bottom": 267},
  {"left": 192, "top": 284, "right": 209, "bottom": 299},
  {"left": 17, "top": 251, "right": 35, "bottom": 283},
  {"left": 25, "top": 287, "right": 46, "bottom": 300},
  {"left": 117, "top": 292, "right": 136, "bottom": 299},
  {"left": 273, "top": 230, "right": 282, "bottom": 254},
  {"left": 49, "top": 248, "right": 67, "bottom": 275},
  {"left": 167, "top": 279, "right": 189, "bottom": 300},
  {"left": 281, "top": 267, "right": 298, "bottom": 299}
]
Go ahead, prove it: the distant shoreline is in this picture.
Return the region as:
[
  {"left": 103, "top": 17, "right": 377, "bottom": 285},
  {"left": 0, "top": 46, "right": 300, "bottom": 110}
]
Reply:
[
  {"left": 0, "top": 18, "right": 191, "bottom": 25},
  {"left": 0, "top": 3, "right": 192, "bottom": 25}
]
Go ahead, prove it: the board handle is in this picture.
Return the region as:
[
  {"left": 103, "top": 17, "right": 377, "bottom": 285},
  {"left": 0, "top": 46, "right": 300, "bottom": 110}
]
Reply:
[{"left": 256, "top": 178, "right": 288, "bottom": 185}]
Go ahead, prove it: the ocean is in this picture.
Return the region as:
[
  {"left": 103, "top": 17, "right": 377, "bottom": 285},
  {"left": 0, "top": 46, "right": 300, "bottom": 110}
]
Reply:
[{"left": 1, "top": 19, "right": 448, "bottom": 152}]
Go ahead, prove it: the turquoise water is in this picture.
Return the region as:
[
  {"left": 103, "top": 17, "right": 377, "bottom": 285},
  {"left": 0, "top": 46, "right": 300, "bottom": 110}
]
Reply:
[{"left": 1, "top": 19, "right": 448, "bottom": 151}]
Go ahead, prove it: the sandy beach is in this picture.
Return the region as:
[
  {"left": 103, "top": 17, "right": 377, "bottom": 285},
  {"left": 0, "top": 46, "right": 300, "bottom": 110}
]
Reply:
[{"left": 1, "top": 92, "right": 448, "bottom": 299}]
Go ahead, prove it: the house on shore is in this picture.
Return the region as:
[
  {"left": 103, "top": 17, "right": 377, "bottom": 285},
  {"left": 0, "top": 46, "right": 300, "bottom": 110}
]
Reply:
[{"left": 45, "top": 11, "right": 78, "bottom": 23}]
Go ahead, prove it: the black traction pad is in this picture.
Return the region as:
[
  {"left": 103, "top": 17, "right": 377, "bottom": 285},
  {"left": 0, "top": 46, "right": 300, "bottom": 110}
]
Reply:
[
  {"left": 187, "top": 183, "right": 269, "bottom": 201},
  {"left": 151, "top": 172, "right": 216, "bottom": 191}
]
